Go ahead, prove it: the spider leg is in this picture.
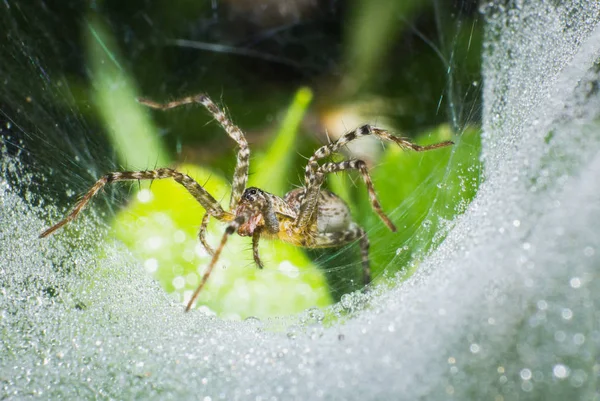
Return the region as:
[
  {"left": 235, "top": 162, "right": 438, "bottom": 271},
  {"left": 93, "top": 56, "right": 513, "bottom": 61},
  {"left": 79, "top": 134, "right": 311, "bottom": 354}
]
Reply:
[
  {"left": 304, "top": 124, "right": 452, "bottom": 189},
  {"left": 294, "top": 170, "right": 324, "bottom": 230},
  {"left": 321, "top": 159, "right": 396, "bottom": 231},
  {"left": 247, "top": 195, "right": 281, "bottom": 269},
  {"left": 296, "top": 125, "right": 452, "bottom": 230},
  {"left": 198, "top": 213, "right": 215, "bottom": 256},
  {"left": 252, "top": 228, "right": 264, "bottom": 269},
  {"left": 186, "top": 215, "right": 247, "bottom": 311},
  {"left": 138, "top": 94, "right": 249, "bottom": 210},
  {"left": 40, "top": 168, "right": 233, "bottom": 238},
  {"left": 295, "top": 158, "right": 396, "bottom": 232},
  {"left": 358, "top": 231, "right": 371, "bottom": 285},
  {"left": 310, "top": 224, "right": 371, "bottom": 285}
]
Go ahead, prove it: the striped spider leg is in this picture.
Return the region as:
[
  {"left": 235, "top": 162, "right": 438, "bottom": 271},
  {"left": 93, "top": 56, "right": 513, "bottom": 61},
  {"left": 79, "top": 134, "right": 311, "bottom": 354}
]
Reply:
[{"left": 137, "top": 94, "right": 250, "bottom": 252}]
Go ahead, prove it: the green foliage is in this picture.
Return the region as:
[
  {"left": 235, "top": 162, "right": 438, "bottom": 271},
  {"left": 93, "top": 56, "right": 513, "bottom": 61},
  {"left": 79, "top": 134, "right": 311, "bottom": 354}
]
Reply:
[
  {"left": 345, "top": 0, "right": 423, "bottom": 93},
  {"left": 249, "top": 87, "right": 313, "bottom": 195},
  {"left": 86, "top": 17, "right": 170, "bottom": 169}
]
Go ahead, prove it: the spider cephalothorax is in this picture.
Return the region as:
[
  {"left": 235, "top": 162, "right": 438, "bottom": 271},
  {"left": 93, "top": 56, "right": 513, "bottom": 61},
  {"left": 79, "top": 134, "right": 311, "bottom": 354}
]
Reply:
[
  {"left": 40, "top": 93, "right": 453, "bottom": 311},
  {"left": 234, "top": 187, "right": 282, "bottom": 238}
]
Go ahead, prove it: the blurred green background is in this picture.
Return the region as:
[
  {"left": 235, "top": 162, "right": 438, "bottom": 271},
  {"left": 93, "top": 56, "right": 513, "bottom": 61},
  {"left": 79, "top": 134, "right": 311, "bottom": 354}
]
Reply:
[{"left": 2, "top": 0, "right": 483, "bottom": 319}]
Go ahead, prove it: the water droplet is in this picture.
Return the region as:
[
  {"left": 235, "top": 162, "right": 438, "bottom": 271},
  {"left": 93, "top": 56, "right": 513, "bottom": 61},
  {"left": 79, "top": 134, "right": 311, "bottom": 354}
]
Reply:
[
  {"left": 137, "top": 189, "right": 153, "bottom": 203},
  {"left": 573, "top": 333, "right": 585, "bottom": 345},
  {"left": 553, "top": 364, "right": 570, "bottom": 379},
  {"left": 340, "top": 293, "right": 353, "bottom": 310},
  {"left": 570, "top": 369, "right": 587, "bottom": 387},
  {"left": 395, "top": 246, "right": 408, "bottom": 255},
  {"left": 286, "top": 325, "right": 300, "bottom": 340},
  {"left": 144, "top": 258, "right": 158, "bottom": 273},
  {"left": 561, "top": 308, "right": 573, "bottom": 320},
  {"left": 172, "top": 276, "right": 185, "bottom": 290},
  {"left": 520, "top": 368, "right": 532, "bottom": 380},
  {"left": 521, "top": 381, "right": 533, "bottom": 392},
  {"left": 307, "top": 307, "right": 324, "bottom": 323},
  {"left": 278, "top": 260, "right": 299, "bottom": 278},
  {"left": 173, "top": 230, "right": 186, "bottom": 243},
  {"left": 244, "top": 316, "right": 262, "bottom": 330}
]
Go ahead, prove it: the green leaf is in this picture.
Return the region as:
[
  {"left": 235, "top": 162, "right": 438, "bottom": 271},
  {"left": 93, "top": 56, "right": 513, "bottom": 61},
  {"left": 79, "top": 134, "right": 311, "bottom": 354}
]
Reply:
[
  {"left": 86, "top": 16, "right": 169, "bottom": 168},
  {"left": 249, "top": 87, "right": 313, "bottom": 195}
]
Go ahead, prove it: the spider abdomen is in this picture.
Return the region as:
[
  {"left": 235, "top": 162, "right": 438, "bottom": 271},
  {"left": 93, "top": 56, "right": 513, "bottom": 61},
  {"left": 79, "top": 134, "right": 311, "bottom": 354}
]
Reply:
[
  {"left": 284, "top": 188, "right": 352, "bottom": 234},
  {"left": 315, "top": 194, "right": 352, "bottom": 233}
]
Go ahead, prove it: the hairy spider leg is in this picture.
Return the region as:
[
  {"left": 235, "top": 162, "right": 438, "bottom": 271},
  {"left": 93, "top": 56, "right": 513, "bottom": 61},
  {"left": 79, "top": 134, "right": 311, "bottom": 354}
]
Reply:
[
  {"left": 186, "top": 214, "right": 247, "bottom": 312},
  {"left": 138, "top": 94, "right": 250, "bottom": 210},
  {"left": 198, "top": 213, "right": 215, "bottom": 256},
  {"left": 309, "top": 224, "right": 371, "bottom": 285},
  {"left": 320, "top": 159, "right": 396, "bottom": 232},
  {"left": 359, "top": 232, "right": 370, "bottom": 285},
  {"left": 247, "top": 193, "right": 281, "bottom": 269},
  {"left": 304, "top": 124, "right": 453, "bottom": 188},
  {"left": 39, "top": 169, "right": 232, "bottom": 238},
  {"left": 252, "top": 228, "right": 264, "bottom": 269},
  {"left": 296, "top": 124, "right": 453, "bottom": 229}
]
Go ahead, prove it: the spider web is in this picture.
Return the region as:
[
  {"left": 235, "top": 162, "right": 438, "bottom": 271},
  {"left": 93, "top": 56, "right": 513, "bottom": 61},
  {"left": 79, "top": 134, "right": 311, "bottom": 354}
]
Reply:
[
  {"left": 2, "top": 1, "right": 600, "bottom": 400},
  {"left": 1, "top": 0, "right": 483, "bottom": 313}
]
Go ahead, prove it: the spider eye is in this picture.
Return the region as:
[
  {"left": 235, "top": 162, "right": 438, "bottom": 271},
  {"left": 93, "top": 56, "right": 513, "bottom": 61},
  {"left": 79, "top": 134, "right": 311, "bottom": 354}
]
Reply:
[{"left": 243, "top": 188, "right": 259, "bottom": 201}]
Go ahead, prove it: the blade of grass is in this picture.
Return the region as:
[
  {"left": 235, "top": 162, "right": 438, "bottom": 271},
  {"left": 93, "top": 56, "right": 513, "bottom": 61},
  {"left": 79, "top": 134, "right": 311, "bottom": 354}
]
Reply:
[
  {"left": 250, "top": 87, "right": 312, "bottom": 195},
  {"left": 344, "top": 0, "right": 422, "bottom": 94},
  {"left": 86, "top": 16, "right": 169, "bottom": 169}
]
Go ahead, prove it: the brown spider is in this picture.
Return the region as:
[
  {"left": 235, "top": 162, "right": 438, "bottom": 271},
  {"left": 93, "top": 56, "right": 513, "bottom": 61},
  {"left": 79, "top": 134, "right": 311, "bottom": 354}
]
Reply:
[{"left": 40, "top": 93, "right": 453, "bottom": 312}]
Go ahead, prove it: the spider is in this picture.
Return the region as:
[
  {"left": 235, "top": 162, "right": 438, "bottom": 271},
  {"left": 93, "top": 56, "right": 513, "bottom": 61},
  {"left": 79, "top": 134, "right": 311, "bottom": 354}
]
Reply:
[{"left": 40, "top": 93, "right": 453, "bottom": 312}]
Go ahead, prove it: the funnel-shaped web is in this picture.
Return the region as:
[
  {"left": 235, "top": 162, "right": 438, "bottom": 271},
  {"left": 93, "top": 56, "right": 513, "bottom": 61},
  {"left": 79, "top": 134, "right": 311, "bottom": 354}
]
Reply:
[{"left": 2, "top": 1, "right": 600, "bottom": 399}]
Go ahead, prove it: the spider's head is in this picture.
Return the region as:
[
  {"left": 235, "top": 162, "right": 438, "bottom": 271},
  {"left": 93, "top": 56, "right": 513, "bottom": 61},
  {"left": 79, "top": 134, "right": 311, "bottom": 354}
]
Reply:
[
  {"left": 235, "top": 187, "right": 269, "bottom": 236},
  {"left": 241, "top": 187, "right": 266, "bottom": 204}
]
